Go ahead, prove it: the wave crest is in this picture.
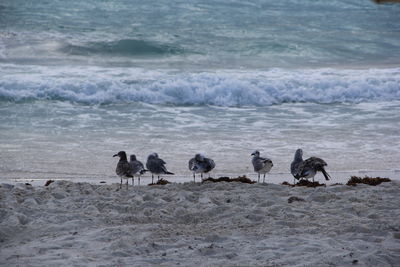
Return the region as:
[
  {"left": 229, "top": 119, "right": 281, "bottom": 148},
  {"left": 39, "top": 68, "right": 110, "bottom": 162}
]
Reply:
[
  {"left": 60, "top": 39, "right": 184, "bottom": 57},
  {"left": 1, "top": 67, "right": 399, "bottom": 106}
]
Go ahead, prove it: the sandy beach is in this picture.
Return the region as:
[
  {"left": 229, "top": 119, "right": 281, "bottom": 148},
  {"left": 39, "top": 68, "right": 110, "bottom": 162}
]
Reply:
[
  {"left": 1, "top": 1, "right": 400, "bottom": 266},
  {"left": 1, "top": 179, "right": 399, "bottom": 266}
]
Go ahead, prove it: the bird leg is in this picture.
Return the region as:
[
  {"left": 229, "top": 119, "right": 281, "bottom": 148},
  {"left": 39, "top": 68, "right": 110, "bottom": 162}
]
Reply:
[
  {"left": 132, "top": 176, "right": 134, "bottom": 186},
  {"left": 120, "top": 178, "right": 122, "bottom": 189},
  {"left": 193, "top": 173, "right": 195, "bottom": 182},
  {"left": 151, "top": 174, "right": 154, "bottom": 184},
  {"left": 258, "top": 173, "right": 260, "bottom": 183},
  {"left": 263, "top": 174, "right": 266, "bottom": 183},
  {"left": 201, "top": 173, "right": 203, "bottom": 181},
  {"left": 126, "top": 179, "right": 128, "bottom": 190},
  {"left": 138, "top": 175, "right": 141, "bottom": 186}
]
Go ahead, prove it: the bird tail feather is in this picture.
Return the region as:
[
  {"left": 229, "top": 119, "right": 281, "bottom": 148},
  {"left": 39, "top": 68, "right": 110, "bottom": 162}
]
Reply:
[
  {"left": 165, "top": 171, "right": 174, "bottom": 175},
  {"left": 321, "top": 168, "right": 330, "bottom": 181}
]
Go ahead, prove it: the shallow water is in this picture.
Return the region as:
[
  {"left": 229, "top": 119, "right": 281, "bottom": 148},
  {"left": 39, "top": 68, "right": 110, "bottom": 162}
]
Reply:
[
  {"left": 0, "top": 0, "right": 399, "bottom": 183},
  {"left": 1, "top": 100, "right": 399, "bottom": 184}
]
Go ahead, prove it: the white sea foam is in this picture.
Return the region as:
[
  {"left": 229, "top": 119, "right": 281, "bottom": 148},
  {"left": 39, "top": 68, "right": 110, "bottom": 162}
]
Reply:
[{"left": 1, "top": 65, "right": 399, "bottom": 106}]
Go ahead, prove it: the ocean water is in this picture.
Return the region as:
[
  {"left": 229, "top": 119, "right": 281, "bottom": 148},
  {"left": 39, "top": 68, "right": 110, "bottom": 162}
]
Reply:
[{"left": 1, "top": 0, "right": 400, "bottom": 184}]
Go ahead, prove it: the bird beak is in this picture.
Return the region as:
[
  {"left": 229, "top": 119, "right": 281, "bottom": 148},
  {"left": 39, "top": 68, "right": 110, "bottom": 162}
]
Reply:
[{"left": 113, "top": 154, "right": 118, "bottom": 157}]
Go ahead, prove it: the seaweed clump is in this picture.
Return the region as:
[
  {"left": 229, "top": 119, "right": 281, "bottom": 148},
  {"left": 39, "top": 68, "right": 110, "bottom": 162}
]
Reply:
[
  {"left": 346, "top": 176, "right": 391, "bottom": 186},
  {"left": 202, "top": 176, "right": 255, "bottom": 184},
  {"left": 282, "top": 180, "right": 325, "bottom": 188},
  {"left": 149, "top": 178, "right": 171, "bottom": 186},
  {"left": 44, "top": 180, "right": 55, "bottom": 186}
]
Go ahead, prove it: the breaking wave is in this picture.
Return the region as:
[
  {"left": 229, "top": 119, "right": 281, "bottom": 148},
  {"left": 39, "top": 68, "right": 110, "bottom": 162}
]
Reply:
[{"left": 1, "top": 66, "right": 399, "bottom": 106}]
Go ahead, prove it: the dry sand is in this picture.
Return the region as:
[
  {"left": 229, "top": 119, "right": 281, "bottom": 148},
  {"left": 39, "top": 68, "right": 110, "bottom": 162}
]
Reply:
[{"left": 1, "top": 180, "right": 400, "bottom": 266}]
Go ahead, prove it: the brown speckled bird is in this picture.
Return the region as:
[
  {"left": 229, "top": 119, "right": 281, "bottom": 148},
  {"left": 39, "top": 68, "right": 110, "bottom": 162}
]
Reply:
[
  {"left": 113, "top": 151, "right": 133, "bottom": 189},
  {"left": 290, "top": 148, "right": 330, "bottom": 184}
]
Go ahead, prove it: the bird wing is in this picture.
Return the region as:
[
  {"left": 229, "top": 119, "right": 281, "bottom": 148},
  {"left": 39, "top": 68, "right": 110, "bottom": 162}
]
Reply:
[
  {"left": 195, "top": 158, "right": 215, "bottom": 173},
  {"left": 130, "top": 160, "right": 146, "bottom": 175},
  {"left": 204, "top": 158, "right": 215, "bottom": 172},
  {"left": 129, "top": 161, "right": 137, "bottom": 174},
  {"left": 147, "top": 158, "right": 173, "bottom": 174},
  {"left": 304, "top": 157, "right": 330, "bottom": 180},
  {"left": 295, "top": 157, "right": 327, "bottom": 179},
  {"left": 188, "top": 158, "right": 196, "bottom": 171},
  {"left": 291, "top": 160, "right": 303, "bottom": 179},
  {"left": 158, "top": 158, "right": 174, "bottom": 174},
  {"left": 145, "top": 160, "right": 151, "bottom": 170},
  {"left": 116, "top": 161, "right": 133, "bottom": 178},
  {"left": 304, "top": 157, "right": 327, "bottom": 169},
  {"left": 146, "top": 158, "right": 161, "bottom": 173},
  {"left": 297, "top": 161, "right": 312, "bottom": 178},
  {"left": 261, "top": 157, "right": 273, "bottom": 166},
  {"left": 252, "top": 156, "right": 267, "bottom": 172},
  {"left": 135, "top": 161, "right": 147, "bottom": 174}
]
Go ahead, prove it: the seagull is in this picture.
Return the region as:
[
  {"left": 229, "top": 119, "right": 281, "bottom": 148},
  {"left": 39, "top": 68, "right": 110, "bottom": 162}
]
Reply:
[
  {"left": 113, "top": 151, "right": 133, "bottom": 189},
  {"left": 188, "top": 153, "right": 216, "bottom": 182},
  {"left": 290, "top": 148, "right": 331, "bottom": 184},
  {"left": 129, "top": 154, "right": 148, "bottom": 186},
  {"left": 145, "top": 153, "right": 174, "bottom": 183},
  {"left": 251, "top": 150, "right": 273, "bottom": 183}
]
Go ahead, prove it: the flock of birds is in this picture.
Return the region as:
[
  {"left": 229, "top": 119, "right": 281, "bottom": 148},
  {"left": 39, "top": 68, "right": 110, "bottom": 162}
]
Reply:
[{"left": 113, "top": 149, "right": 331, "bottom": 189}]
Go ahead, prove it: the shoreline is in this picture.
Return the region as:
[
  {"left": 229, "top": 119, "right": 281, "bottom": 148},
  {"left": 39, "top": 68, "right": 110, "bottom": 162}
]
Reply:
[{"left": 2, "top": 169, "right": 399, "bottom": 187}]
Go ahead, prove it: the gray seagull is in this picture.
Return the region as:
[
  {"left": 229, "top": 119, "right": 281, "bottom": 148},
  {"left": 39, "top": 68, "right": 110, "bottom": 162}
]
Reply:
[
  {"left": 113, "top": 151, "right": 133, "bottom": 189},
  {"left": 188, "top": 153, "right": 216, "bottom": 182},
  {"left": 129, "top": 154, "right": 148, "bottom": 186},
  {"left": 290, "top": 148, "right": 331, "bottom": 184},
  {"left": 146, "top": 153, "right": 174, "bottom": 183},
  {"left": 251, "top": 150, "right": 273, "bottom": 183}
]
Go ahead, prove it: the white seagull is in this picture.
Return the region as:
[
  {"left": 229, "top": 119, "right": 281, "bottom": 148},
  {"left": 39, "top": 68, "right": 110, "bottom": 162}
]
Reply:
[
  {"left": 188, "top": 153, "right": 216, "bottom": 182},
  {"left": 146, "top": 153, "right": 174, "bottom": 184},
  {"left": 129, "top": 154, "right": 147, "bottom": 186},
  {"left": 251, "top": 150, "right": 273, "bottom": 183}
]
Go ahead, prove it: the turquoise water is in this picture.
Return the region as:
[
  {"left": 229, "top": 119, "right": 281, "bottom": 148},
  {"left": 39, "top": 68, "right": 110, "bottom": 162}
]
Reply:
[
  {"left": 1, "top": 0, "right": 399, "bottom": 68},
  {"left": 0, "top": 0, "right": 399, "bottom": 183}
]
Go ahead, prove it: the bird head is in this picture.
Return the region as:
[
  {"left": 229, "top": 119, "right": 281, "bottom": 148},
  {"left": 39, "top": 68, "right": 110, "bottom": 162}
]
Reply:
[
  {"left": 130, "top": 154, "right": 137, "bottom": 161},
  {"left": 195, "top": 153, "right": 205, "bottom": 161},
  {"left": 294, "top": 149, "right": 303, "bottom": 160},
  {"left": 147, "top": 153, "right": 157, "bottom": 160},
  {"left": 113, "top": 151, "right": 127, "bottom": 160},
  {"left": 251, "top": 150, "right": 260, "bottom": 157}
]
